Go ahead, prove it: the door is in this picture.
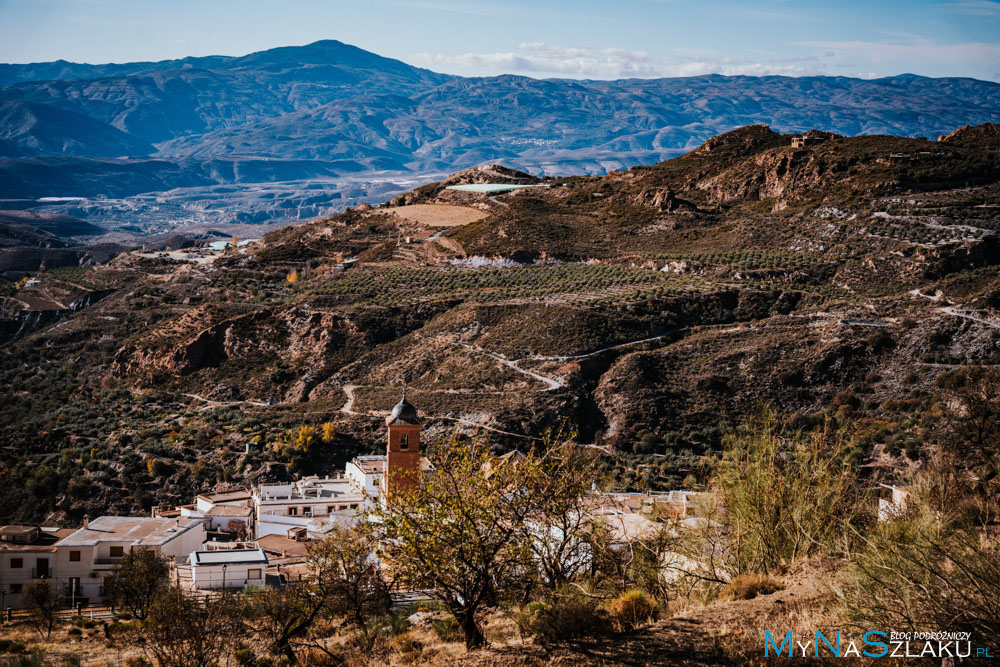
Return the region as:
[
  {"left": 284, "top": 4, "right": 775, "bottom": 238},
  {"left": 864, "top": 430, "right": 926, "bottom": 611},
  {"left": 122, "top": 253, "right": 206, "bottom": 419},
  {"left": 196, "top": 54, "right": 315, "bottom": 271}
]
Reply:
[{"left": 35, "top": 557, "right": 49, "bottom": 578}]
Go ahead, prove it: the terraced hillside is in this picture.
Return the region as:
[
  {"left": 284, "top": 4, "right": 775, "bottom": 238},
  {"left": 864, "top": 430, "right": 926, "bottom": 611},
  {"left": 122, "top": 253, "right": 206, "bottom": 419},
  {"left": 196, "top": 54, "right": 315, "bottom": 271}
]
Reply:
[{"left": 1, "top": 124, "right": 999, "bottom": 523}]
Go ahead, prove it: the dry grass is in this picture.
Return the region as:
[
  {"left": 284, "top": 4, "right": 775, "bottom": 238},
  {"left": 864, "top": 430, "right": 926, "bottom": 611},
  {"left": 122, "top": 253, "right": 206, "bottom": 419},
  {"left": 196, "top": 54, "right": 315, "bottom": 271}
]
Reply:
[{"left": 0, "top": 618, "right": 144, "bottom": 665}]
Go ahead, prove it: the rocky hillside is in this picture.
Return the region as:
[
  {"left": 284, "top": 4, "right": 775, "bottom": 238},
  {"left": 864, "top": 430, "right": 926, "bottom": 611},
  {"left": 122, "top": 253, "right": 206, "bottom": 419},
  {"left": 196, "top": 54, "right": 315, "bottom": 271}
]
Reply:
[{"left": 1, "top": 124, "right": 999, "bottom": 524}]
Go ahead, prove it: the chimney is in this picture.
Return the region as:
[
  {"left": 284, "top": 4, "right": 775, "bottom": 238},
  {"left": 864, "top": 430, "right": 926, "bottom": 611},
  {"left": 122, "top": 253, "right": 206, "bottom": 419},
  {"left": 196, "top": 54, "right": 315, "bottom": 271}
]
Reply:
[{"left": 83, "top": 515, "right": 89, "bottom": 529}]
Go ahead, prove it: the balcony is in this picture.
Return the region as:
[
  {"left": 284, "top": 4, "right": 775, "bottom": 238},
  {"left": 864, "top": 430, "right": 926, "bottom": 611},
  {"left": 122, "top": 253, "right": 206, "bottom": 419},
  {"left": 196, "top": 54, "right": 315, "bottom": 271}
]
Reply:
[
  {"left": 94, "top": 557, "right": 124, "bottom": 565},
  {"left": 30, "top": 568, "right": 54, "bottom": 579}
]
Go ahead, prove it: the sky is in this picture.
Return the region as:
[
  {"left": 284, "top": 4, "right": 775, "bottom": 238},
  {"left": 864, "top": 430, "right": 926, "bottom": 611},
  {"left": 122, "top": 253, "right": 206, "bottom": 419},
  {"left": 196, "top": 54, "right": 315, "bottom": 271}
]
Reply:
[{"left": 0, "top": 0, "right": 998, "bottom": 81}]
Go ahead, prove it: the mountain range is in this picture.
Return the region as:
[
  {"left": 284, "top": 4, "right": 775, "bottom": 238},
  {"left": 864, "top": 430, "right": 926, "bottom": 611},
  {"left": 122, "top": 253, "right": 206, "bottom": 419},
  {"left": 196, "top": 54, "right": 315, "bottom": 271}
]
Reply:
[{"left": 1, "top": 40, "right": 1000, "bottom": 231}]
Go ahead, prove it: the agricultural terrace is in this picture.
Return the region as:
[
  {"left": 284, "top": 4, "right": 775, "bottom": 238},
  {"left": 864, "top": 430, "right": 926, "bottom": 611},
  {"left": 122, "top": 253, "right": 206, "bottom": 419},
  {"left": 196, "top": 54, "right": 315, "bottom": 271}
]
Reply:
[{"left": 307, "top": 263, "right": 701, "bottom": 307}]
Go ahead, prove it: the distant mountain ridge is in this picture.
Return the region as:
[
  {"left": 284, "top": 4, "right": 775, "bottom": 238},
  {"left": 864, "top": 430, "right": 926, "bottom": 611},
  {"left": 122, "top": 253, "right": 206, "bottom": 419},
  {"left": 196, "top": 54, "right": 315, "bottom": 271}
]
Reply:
[{"left": 1, "top": 40, "right": 999, "bottom": 220}]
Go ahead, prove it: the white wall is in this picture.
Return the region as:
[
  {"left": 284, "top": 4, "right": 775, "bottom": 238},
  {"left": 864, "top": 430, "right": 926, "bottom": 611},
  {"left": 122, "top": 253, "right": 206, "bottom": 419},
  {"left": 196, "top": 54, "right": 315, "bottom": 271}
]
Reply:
[{"left": 190, "top": 563, "right": 266, "bottom": 590}]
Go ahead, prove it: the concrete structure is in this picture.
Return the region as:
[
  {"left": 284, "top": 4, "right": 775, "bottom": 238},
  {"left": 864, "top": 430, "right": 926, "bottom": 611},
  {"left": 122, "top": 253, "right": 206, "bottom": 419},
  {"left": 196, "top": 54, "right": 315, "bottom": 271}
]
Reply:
[
  {"left": 0, "top": 526, "right": 74, "bottom": 608},
  {"left": 791, "top": 134, "right": 826, "bottom": 148},
  {"left": 878, "top": 484, "right": 910, "bottom": 521},
  {"left": 53, "top": 516, "right": 207, "bottom": 605},
  {"left": 195, "top": 489, "right": 252, "bottom": 514},
  {"left": 189, "top": 547, "right": 269, "bottom": 590}
]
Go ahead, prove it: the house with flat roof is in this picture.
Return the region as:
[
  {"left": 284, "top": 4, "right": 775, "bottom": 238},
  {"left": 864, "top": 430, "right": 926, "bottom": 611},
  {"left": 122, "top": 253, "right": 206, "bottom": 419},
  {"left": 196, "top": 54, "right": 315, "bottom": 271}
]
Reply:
[{"left": 189, "top": 547, "right": 268, "bottom": 590}]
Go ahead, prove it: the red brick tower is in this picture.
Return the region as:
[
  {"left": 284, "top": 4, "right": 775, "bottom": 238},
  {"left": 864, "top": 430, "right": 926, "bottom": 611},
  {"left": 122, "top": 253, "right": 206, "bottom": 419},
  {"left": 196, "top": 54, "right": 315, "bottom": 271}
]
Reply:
[{"left": 383, "top": 389, "right": 421, "bottom": 502}]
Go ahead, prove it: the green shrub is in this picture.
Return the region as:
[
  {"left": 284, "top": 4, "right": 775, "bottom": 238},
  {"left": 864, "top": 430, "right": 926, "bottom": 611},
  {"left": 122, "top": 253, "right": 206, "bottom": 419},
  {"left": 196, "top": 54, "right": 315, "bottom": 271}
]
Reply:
[
  {"left": 233, "top": 648, "right": 256, "bottom": 667},
  {"left": 711, "top": 410, "right": 870, "bottom": 575},
  {"left": 603, "top": 589, "right": 659, "bottom": 631}
]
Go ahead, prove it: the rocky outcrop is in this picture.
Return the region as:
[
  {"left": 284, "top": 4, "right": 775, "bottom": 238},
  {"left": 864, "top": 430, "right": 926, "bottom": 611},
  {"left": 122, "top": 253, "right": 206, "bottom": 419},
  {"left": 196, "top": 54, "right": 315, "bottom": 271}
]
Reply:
[
  {"left": 938, "top": 123, "right": 1000, "bottom": 149},
  {"left": 630, "top": 187, "right": 695, "bottom": 213},
  {"left": 694, "top": 124, "right": 786, "bottom": 158}
]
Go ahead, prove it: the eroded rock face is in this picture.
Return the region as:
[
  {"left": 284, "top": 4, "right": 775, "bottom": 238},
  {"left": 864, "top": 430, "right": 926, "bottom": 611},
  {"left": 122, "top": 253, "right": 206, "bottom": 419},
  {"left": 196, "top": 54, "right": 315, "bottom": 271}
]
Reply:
[
  {"left": 631, "top": 188, "right": 682, "bottom": 212},
  {"left": 111, "top": 307, "right": 350, "bottom": 381}
]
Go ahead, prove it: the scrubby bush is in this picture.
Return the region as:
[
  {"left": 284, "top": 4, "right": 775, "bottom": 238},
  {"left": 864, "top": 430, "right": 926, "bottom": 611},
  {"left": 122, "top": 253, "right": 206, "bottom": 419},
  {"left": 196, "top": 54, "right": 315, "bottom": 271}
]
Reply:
[
  {"left": 720, "top": 574, "right": 784, "bottom": 601},
  {"left": 603, "top": 589, "right": 659, "bottom": 631},
  {"left": 516, "top": 589, "right": 609, "bottom": 642},
  {"left": 710, "top": 410, "right": 870, "bottom": 575}
]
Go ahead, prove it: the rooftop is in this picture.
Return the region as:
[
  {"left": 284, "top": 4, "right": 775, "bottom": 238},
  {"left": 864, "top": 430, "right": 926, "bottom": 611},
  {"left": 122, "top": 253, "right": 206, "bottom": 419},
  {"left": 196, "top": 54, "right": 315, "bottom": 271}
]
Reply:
[
  {"left": 198, "top": 489, "right": 251, "bottom": 504},
  {"left": 190, "top": 548, "right": 269, "bottom": 566},
  {"left": 256, "top": 534, "right": 310, "bottom": 559},
  {"left": 57, "top": 516, "right": 204, "bottom": 547},
  {"left": 0, "top": 526, "right": 72, "bottom": 551},
  {"left": 257, "top": 478, "right": 366, "bottom": 502},
  {"left": 349, "top": 456, "right": 386, "bottom": 474},
  {"left": 445, "top": 184, "right": 549, "bottom": 194},
  {"left": 206, "top": 506, "right": 253, "bottom": 518}
]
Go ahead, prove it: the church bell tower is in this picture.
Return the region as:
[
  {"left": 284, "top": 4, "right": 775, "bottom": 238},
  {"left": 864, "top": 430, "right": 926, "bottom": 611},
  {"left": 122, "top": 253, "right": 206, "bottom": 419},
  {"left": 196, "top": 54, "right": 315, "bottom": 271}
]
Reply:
[{"left": 383, "top": 389, "right": 421, "bottom": 501}]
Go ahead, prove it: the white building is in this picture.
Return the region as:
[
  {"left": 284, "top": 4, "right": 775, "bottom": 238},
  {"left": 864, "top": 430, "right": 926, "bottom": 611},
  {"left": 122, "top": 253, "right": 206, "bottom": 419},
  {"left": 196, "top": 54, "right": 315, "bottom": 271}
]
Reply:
[
  {"left": 195, "top": 489, "right": 252, "bottom": 514},
  {"left": 878, "top": 484, "right": 910, "bottom": 521},
  {"left": 345, "top": 455, "right": 385, "bottom": 499},
  {"left": 189, "top": 548, "right": 268, "bottom": 590},
  {"left": 179, "top": 504, "right": 253, "bottom": 537},
  {"left": 53, "top": 516, "right": 206, "bottom": 605},
  {"left": 252, "top": 475, "right": 368, "bottom": 538},
  {"left": 0, "top": 525, "right": 75, "bottom": 608}
]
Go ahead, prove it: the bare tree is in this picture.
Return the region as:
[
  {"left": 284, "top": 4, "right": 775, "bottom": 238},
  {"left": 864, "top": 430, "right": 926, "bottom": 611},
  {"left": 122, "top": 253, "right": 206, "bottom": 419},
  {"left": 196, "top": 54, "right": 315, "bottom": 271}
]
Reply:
[
  {"left": 105, "top": 547, "right": 170, "bottom": 619},
  {"left": 240, "top": 527, "right": 388, "bottom": 662},
  {"left": 23, "top": 581, "right": 63, "bottom": 639},
  {"left": 132, "top": 586, "right": 241, "bottom": 667}
]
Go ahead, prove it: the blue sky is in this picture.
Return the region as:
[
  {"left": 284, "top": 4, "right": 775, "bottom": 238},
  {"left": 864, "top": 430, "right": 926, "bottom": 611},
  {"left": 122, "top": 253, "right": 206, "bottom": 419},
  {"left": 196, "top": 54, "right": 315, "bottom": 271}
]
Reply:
[{"left": 1, "top": 0, "right": 998, "bottom": 81}]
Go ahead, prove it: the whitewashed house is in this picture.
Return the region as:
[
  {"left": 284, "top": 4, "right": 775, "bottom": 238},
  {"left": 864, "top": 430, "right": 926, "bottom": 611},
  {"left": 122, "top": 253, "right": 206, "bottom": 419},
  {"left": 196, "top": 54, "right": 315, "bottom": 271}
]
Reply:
[
  {"left": 53, "top": 516, "right": 207, "bottom": 606},
  {"left": 189, "top": 548, "right": 268, "bottom": 590},
  {"left": 0, "top": 525, "right": 75, "bottom": 608}
]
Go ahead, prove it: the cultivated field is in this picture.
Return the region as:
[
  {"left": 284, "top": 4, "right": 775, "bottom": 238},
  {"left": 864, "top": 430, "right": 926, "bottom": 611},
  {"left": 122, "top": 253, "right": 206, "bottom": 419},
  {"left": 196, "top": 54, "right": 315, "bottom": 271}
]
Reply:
[{"left": 390, "top": 204, "right": 487, "bottom": 227}]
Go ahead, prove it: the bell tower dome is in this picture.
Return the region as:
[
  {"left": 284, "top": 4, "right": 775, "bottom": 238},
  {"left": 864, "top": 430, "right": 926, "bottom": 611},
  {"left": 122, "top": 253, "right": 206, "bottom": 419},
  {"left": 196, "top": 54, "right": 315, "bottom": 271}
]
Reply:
[{"left": 383, "top": 388, "right": 421, "bottom": 501}]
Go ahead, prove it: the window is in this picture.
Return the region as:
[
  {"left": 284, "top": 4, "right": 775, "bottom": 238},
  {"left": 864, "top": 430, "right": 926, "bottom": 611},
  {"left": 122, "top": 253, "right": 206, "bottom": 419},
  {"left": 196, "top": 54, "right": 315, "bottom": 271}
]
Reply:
[
  {"left": 109, "top": 546, "right": 124, "bottom": 558},
  {"left": 10, "top": 557, "right": 23, "bottom": 569},
  {"left": 69, "top": 551, "right": 81, "bottom": 562},
  {"left": 10, "top": 584, "right": 21, "bottom": 593},
  {"left": 327, "top": 505, "right": 335, "bottom": 514},
  {"left": 302, "top": 506, "right": 312, "bottom": 516},
  {"left": 288, "top": 507, "right": 297, "bottom": 516},
  {"left": 350, "top": 503, "right": 359, "bottom": 510},
  {"left": 248, "top": 568, "right": 262, "bottom": 580},
  {"left": 399, "top": 433, "right": 409, "bottom": 450}
]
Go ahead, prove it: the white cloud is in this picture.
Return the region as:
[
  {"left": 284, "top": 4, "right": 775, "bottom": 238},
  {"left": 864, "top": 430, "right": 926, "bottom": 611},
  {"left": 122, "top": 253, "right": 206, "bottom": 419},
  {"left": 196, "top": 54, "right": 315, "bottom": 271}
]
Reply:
[
  {"left": 412, "top": 36, "right": 1000, "bottom": 81},
  {"left": 411, "top": 42, "right": 834, "bottom": 79}
]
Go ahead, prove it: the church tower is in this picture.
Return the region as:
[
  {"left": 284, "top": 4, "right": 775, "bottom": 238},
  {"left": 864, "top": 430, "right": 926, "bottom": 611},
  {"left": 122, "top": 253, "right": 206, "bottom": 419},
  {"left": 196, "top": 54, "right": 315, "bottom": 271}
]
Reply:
[{"left": 383, "top": 389, "right": 421, "bottom": 502}]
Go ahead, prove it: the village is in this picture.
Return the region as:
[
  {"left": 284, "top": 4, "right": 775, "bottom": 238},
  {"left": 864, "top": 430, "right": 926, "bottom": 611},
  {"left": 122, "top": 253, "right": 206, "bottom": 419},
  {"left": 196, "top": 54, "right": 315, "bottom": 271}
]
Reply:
[{"left": 0, "top": 390, "right": 773, "bottom": 614}]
